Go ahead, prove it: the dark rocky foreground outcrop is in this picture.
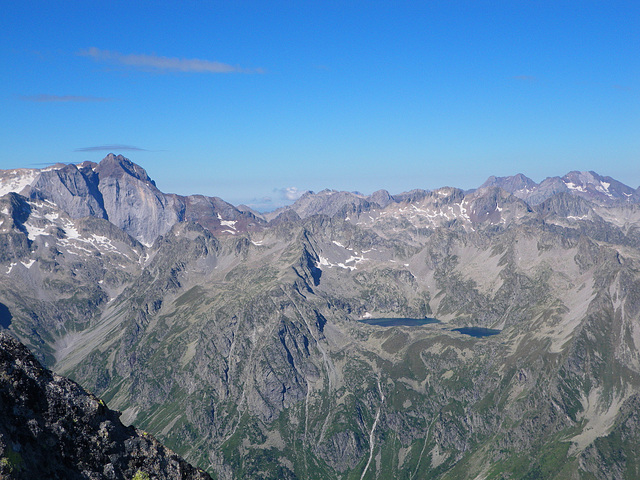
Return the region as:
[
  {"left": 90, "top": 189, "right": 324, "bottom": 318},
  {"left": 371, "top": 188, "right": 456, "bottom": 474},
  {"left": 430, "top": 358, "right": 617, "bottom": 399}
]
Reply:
[{"left": 0, "top": 332, "right": 211, "bottom": 480}]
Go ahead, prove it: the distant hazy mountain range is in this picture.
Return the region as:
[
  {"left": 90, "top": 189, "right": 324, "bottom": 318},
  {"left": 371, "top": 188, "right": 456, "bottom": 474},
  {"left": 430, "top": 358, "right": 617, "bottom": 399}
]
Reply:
[
  {"left": 2, "top": 154, "right": 639, "bottom": 242},
  {"left": 2, "top": 154, "right": 640, "bottom": 479}
]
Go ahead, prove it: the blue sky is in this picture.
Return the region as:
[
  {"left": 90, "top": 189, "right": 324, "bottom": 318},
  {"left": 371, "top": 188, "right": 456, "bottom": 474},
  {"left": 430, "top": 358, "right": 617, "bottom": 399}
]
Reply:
[{"left": 1, "top": 1, "right": 638, "bottom": 210}]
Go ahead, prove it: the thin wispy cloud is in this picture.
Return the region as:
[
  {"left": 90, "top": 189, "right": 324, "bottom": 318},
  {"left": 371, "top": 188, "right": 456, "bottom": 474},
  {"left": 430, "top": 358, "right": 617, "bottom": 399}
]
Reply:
[
  {"left": 21, "top": 94, "right": 112, "bottom": 103},
  {"left": 247, "top": 189, "right": 308, "bottom": 212},
  {"left": 75, "top": 145, "right": 148, "bottom": 152},
  {"left": 247, "top": 187, "right": 306, "bottom": 211},
  {"left": 246, "top": 196, "right": 273, "bottom": 210},
  {"left": 276, "top": 187, "right": 305, "bottom": 201},
  {"left": 78, "top": 47, "right": 263, "bottom": 74}
]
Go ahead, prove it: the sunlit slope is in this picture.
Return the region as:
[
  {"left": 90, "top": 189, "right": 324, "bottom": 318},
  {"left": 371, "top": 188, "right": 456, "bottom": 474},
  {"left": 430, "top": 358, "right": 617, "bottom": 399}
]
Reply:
[
  {"left": 3, "top": 158, "right": 640, "bottom": 478},
  {"left": 52, "top": 196, "right": 640, "bottom": 479}
]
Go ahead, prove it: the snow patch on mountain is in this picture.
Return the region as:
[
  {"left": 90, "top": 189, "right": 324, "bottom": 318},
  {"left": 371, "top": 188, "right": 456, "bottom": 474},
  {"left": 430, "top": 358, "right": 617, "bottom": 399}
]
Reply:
[
  {"left": 0, "top": 169, "right": 39, "bottom": 196},
  {"left": 564, "top": 182, "right": 586, "bottom": 193},
  {"left": 24, "top": 222, "right": 49, "bottom": 240}
]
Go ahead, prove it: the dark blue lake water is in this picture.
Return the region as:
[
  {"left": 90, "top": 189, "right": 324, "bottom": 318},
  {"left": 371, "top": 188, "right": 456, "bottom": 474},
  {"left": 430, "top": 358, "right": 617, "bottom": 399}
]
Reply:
[
  {"left": 0, "top": 303, "right": 11, "bottom": 329},
  {"left": 360, "top": 317, "right": 440, "bottom": 327},
  {"left": 453, "top": 327, "right": 501, "bottom": 338}
]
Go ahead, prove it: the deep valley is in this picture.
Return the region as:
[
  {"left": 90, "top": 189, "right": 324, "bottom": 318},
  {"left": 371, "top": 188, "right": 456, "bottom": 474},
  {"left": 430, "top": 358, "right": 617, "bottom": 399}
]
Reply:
[{"left": 2, "top": 155, "right": 640, "bottom": 479}]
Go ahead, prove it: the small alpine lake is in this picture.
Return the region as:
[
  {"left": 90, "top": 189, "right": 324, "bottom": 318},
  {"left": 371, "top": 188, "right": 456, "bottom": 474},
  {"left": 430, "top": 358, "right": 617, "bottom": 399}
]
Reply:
[
  {"left": 359, "top": 317, "right": 440, "bottom": 327},
  {"left": 0, "top": 303, "right": 12, "bottom": 329},
  {"left": 453, "top": 327, "right": 501, "bottom": 337},
  {"left": 358, "top": 317, "right": 502, "bottom": 338}
]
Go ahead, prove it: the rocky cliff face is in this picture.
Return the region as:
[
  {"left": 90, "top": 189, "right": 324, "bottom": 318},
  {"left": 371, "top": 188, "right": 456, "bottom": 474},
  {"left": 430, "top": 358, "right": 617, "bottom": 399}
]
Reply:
[
  {"left": 0, "top": 332, "right": 211, "bottom": 480},
  {"left": 13, "top": 154, "right": 265, "bottom": 246},
  {"left": 3, "top": 157, "right": 640, "bottom": 479}
]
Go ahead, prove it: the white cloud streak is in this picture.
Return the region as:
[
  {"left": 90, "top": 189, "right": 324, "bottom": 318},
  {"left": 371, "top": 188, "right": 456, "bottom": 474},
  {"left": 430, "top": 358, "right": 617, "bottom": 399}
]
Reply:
[
  {"left": 75, "top": 145, "right": 147, "bottom": 152},
  {"left": 79, "top": 47, "right": 263, "bottom": 74}
]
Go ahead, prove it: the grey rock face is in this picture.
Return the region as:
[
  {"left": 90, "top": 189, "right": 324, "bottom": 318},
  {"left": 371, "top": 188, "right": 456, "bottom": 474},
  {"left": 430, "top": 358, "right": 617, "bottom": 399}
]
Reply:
[
  {"left": 16, "top": 154, "right": 171, "bottom": 244},
  {"left": 316, "top": 430, "right": 365, "bottom": 472},
  {"left": 368, "top": 188, "right": 394, "bottom": 208},
  {"left": 535, "top": 191, "right": 594, "bottom": 218},
  {"left": 0, "top": 193, "right": 32, "bottom": 263},
  {"left": 27, "top": 163, "right": 107, "bottom": 219},
  {"left": 94, "top": 154, "right": 180, "bottom": 246}
]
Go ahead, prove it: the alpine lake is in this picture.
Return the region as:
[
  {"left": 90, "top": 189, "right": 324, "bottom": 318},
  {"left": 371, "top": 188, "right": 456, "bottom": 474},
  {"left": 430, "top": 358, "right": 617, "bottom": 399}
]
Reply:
[{"left": 360, "top": 317, "right": 501, "bottom": 338}]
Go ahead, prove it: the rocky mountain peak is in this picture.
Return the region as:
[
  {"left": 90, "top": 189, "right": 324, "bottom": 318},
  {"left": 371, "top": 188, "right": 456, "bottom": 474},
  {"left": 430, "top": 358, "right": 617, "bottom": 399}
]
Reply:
[
  {"left": 368, "top": 189, "right": 394, "bottom": 208},
  {"left": 480, "top": 173, "right": 538, "bottom": 193},
  {"left": 476, "top": 170, "right": 638, "bottom": 206},
  {"left": 561, "top": 170, "right": 604, "bottom": 193},
  {"left": 557, "top": 170, "right": 638, "bottom": 206},
  {"left": 96, "top": 153, "right": 156, "bottom": 187}
]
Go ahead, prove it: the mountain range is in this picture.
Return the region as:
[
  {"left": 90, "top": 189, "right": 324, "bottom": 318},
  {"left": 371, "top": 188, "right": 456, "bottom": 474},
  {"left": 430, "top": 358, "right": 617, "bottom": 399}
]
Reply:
[{"left": 2, "top": 154, "right": 640, "bottom": 479}]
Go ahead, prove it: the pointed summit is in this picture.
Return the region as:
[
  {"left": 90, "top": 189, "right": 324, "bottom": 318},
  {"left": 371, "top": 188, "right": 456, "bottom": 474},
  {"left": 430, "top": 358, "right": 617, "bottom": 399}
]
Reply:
[{"left": 96, "top": 153, "right": 156, "bottom": 186}]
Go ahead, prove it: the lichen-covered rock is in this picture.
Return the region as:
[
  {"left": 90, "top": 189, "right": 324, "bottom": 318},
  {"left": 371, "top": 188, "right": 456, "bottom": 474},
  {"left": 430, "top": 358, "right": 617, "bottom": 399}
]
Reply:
[{"left": 0, "top": 332, "right": 211, "bottom": 480}]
